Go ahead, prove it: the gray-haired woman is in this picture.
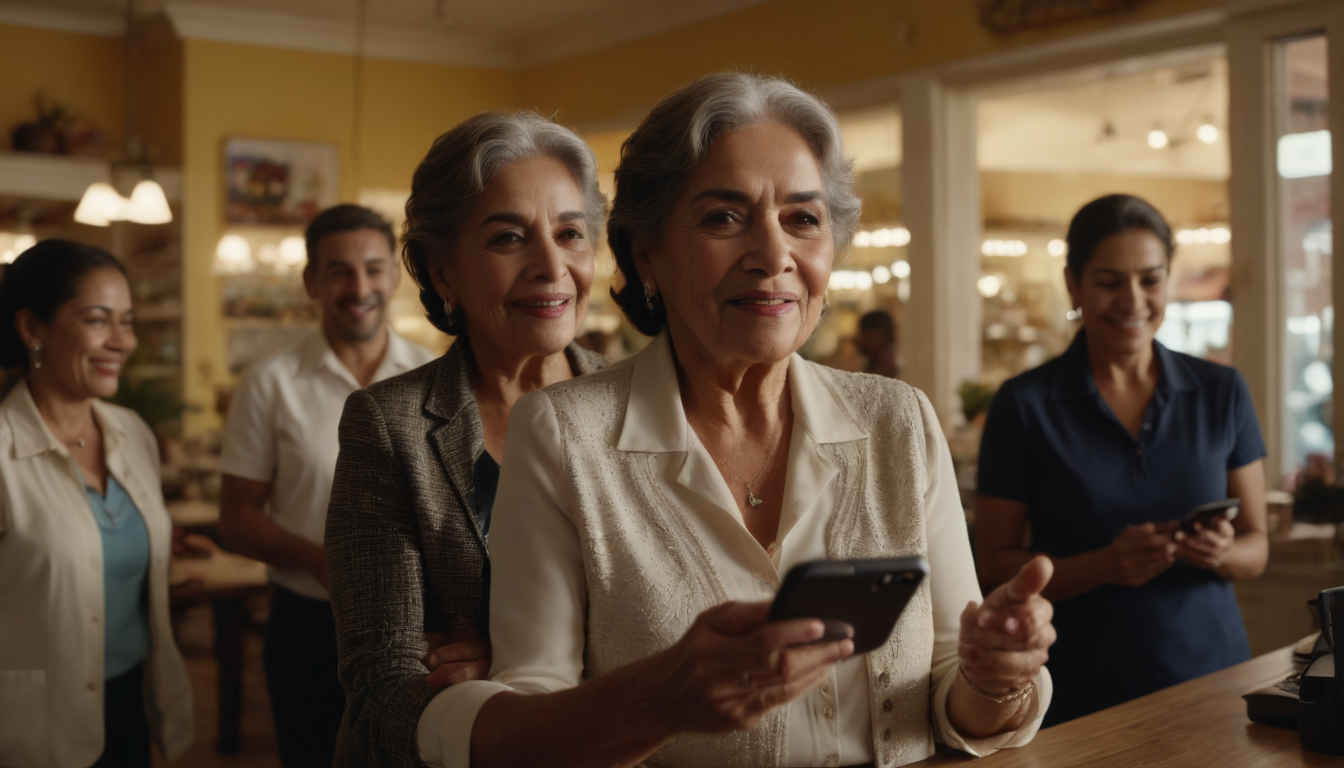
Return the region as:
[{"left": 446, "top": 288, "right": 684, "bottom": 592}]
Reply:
[
  {"left": 323, "top": 111, "right": 609, "bottom": 767},
  {"left": 416, "top": 74, "right": 1056, "bottom": 768}
]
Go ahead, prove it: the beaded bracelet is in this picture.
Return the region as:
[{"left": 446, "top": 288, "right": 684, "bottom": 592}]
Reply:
[{"left": 957, "top": 666, "right": 1036, "bottom": 706}]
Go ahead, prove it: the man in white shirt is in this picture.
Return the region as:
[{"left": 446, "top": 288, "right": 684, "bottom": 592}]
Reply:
[{"left": 219, "top": 204, "right": 436, "bottom": 768}]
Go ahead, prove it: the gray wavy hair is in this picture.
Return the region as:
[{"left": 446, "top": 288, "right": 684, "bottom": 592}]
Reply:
[
  {"left": 403, "top": 111, "right": 608, "bottom": 335},
  {"left": 608, "top": 72, "right": 862, "bottom": 336}
]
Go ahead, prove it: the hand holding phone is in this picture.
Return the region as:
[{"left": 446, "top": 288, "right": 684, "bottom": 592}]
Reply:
[
  {"left": 1180, "top": 499, "right": 1239, "bottom": 534},
  {"left": 769, "top": 557, "right": 928, "bottom": 655}
]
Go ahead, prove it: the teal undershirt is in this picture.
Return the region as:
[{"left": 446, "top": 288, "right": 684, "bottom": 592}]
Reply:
[{"left": 82, "top": 474, "right": 151, "bottom": 679}]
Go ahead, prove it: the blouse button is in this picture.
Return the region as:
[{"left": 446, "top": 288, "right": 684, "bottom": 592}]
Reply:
[
  {"left": 879, "top": 671, "right": 890, "bottom": 686},
  {"left": 882, "top": 698, "right": 894, "bottom": 713},
  {"left": 823, "top": 705, "right": 835, "bottom": 719},
  {"left": 86, "top": 682, "right": 97, "bottom": 693},
  {"left": 883, "top": 727, "right": 893, "bottom": 741}
]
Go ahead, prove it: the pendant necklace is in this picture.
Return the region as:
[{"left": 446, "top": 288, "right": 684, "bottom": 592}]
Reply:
[{"left": 729, "top": 428, "right": 784, "bottom": 508}]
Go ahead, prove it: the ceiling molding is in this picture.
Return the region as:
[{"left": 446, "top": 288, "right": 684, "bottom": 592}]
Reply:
[
  {"left": 163, "top": 3, "right": 514, "bottom": 69},
  {"left": 0, "top": 5, "right": 124, "bottom": 37}
]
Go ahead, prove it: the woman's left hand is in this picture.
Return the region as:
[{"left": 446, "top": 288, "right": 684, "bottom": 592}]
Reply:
[
  {"left": 958, "top": 556, "right": 1056, "bottom": 696},
  {"left": 1174, "top": 518, "right": 1235, "bottom": 571}
]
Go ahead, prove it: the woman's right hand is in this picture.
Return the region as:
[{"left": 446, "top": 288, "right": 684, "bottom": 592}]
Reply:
[
  {"left": 1107, "top": 522, "right": 1180, "bottom": 586},
  {"left": 644, "top": 601, "right": 854, "bottom": 735}
]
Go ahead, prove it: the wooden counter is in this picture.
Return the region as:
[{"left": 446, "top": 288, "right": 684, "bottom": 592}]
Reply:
[{"left": 918, "top": 643, "right": 1337, "bottom": 767}]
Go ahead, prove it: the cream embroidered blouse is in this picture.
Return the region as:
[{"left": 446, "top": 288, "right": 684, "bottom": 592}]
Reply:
[{"left": 417, "top": 334, "right": 1050, "bottom": 767}]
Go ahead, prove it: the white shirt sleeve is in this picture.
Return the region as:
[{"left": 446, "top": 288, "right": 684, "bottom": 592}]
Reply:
[
  {"left": 416, "top": 390, "right": 590, "bottom": 768},
  {"left": 219, "top": 364, "right": 278, "bottom": 482},
  {"left": 917, "top": 391, "right": 1051, "bottom": 755}
]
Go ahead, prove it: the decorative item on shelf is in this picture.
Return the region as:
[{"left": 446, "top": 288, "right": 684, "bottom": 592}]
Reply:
[
  {"left": 977, "top": 0, "right": 1141, "bottom": 34},
  {"left": 74, "top": 0, "right": 172, "bottom": 227},
  {"left": 957, "top": 379, "right": 998, "bottom": 427},
  {"left": 1292, "top": 456, "right": 1344, "bottom": 526},
  {"left": 10, "top": 91, "right": 73, "bottom": 155}
]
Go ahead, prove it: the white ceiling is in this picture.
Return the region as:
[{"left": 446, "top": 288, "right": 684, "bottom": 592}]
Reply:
[
  {"left": 0, "top": 0, "right": 769, "bottom": 68},
  {"left": 836, "top": 49, "right": 1230, "bottom": 181}
]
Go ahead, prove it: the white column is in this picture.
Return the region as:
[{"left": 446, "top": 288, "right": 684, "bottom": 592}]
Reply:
[{"left": 899, "top": 74, "right": 982, "bottom": 427}]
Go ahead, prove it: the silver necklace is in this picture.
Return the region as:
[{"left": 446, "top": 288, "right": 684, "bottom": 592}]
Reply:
[{"left": 729, "top": 433, "right": 782, "bottom": 507}]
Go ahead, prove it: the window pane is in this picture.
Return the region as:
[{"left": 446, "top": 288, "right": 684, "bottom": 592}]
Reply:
[{"left": 1278, "top": 34, "right": 1332, "bottom": 479}]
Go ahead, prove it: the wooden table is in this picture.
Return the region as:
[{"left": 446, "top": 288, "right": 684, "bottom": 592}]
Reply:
[
  {"left": 917, "top": 643, "right": 1337, "bottom": 767},
  {"left": 172, "top": 549, "right": 269, "bottom": 754}
]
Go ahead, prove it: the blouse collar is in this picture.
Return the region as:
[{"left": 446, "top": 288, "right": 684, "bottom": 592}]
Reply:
[
  {"left": 6, "top": 378, "right": 127, "bottom": 461},
  {"left": 617, "top": 331, "right": 867, "bottom": 454}
]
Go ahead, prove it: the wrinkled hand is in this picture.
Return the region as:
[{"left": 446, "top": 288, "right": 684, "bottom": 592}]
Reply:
[
  {"left": 1109, "top": 522, "right": 1179, "bottom": 586},
  {"left": 1174, "top": 517, "right": 1235, "bottom": 571},
  {"left": 424, "top": 625, "right": 492, "bottom": 689},
  {"left": 959, "top": 556, "right": 1055, "bottom": 696},
  {"left": 648, "top": 601, "right": 853, "bottom": 735}
]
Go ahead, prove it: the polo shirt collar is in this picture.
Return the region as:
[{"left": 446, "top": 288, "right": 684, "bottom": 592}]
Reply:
[
  {"left": 6, "top": 379, "right": 126, "bottom": 461},
  {"left": 616, "top": 332, "right": 866, "bottom": 453},
  {"left": 1050, "top": 329, "right": 1195, "bottom": 401},
  {"left": 298, "top": 326, "right": 423, "bottom": 386}
]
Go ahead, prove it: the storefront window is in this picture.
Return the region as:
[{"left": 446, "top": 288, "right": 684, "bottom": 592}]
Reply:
[{"left": 1277, "top": 34, "right": 1332, "bottom": 479}]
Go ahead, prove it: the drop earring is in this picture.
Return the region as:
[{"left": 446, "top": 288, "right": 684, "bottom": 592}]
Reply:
[
  {"left": 643, "top": 284, "right": 657, "bottom": 313},
  {"left": 443, "top": 297, "right": 453, "bottom": 318},
  {"left": 30, "top": 342, "right": 42, "bottom": 370},
  {"left": 1066, "top": 308, "right": 1081, "bottom": 322}
]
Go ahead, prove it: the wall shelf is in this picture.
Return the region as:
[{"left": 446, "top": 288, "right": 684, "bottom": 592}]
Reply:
[{"left": 0, "top": 152, "right": 181, "bottom": 202}]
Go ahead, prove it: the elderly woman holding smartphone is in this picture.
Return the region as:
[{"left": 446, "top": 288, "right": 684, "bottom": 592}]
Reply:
[
  {"left": 414, "top": 73, "right": 1056, "bottom": 768},
  {"left": 976, "top": 194, "right": 1269, "bottom": 726}
]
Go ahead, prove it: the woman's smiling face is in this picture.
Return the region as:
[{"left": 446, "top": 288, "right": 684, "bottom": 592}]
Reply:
[
  {"left": 21, "top": 267, "right": 137, "bottom": 401},
  {"left": 638, "top": 121, "right": 833, "bottom": 369},
  {"left": 1066, "top": 228, "right": 1169, "bottom": 358}
]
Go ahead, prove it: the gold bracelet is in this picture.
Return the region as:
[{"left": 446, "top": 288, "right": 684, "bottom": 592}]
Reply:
[{"left": 957, "top": 666, "right": 1035, "bottom": 706}]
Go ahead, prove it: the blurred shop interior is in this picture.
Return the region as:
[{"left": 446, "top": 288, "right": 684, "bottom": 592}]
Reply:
[{"left": 0, "top": 0, "right": 1342, "bottom": 763}]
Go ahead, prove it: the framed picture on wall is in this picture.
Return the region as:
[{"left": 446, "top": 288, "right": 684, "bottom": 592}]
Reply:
[{"left": 224, "top": 137, "right": 338, "bottom": 225}]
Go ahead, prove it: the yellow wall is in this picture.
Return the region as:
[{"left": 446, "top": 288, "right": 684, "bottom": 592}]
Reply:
[
  {"left": 518, "top": 0, "right": 1226, "bottom": 130},
  {"left": 180, "top": 39, "right": 520, "bottom": 434},
  {"left": 0, "top": 24, "right": 125, "bottom": 154}
]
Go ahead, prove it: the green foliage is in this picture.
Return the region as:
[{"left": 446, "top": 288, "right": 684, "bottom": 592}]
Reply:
[
  {"left": 957, "top": 379, "right": 998, "bottom": 424},
  {"left": 110, "top": 375, "right": 184, "bottom": 432}
]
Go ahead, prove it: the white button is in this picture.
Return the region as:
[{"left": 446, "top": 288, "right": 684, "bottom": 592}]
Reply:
[{"left": 823, "top": 704, "right": 834, "bottom": 719}]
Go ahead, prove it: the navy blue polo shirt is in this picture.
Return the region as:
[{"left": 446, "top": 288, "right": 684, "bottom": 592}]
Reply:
[{"left": 977, "top": 331, "right": 1265, "bottom": 725}]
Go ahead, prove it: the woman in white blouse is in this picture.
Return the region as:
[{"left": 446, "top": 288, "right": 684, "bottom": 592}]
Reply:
[
  {"left": 0, "top": 241, "right": 193, "bottom": 768},
  {"left": 419, "top": 73, "right": 1057, "bottom": 768}
]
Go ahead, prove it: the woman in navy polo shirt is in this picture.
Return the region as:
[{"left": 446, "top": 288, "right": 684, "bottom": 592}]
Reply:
[{"left": 975, "top": 194, "right": 1269, "bottom": 726}]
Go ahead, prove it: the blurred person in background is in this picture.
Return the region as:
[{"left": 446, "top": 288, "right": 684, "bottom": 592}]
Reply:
[
  {"left": 218, "top": 205, "right": 435, "bottom": 768},
  {"left": 324, "top": 111, "right": 609, "bottom": 767},
  {"left": 417, "top": 72, "right": 1054, "bottom": 768},
  {"left": 975, "top": 194, "right": 1269, "bottom": 726},
  {"left": 856, "top": 309, "right": 901, "bottom": 378},
  {"left": 0, "top": 240, "right": 194, "bottom": 767}
]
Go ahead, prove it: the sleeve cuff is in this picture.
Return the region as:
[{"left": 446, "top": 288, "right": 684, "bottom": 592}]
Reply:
[
  {"left": 416, "top": 680, "right": 513, "bottom": 768},
  {"left": 931, "top": 665, "right": 1053, "bottom": 757}
]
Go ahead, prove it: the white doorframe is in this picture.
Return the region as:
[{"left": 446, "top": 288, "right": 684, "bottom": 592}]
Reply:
[{"left": 1227, "top": 0, "right": 1344, "bottom": 488}]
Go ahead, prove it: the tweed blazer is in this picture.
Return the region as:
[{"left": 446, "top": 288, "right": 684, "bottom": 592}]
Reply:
[{"left": 325, "top": 337, "right": 607, "bottom": 767}]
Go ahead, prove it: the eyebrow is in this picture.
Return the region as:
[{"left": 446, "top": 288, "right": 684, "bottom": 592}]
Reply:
[
  {"left": 688, "top": 188, "right": 825, "bottom": 205},
  {"left": 1089, "top": 266, "right": 1166, "bottom": 276},
  {"left": 81, "top": 305, "right": 126, "bottom": 314}
]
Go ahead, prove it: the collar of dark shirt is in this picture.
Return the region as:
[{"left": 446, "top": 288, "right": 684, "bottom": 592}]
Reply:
[{"left": 1049, "top": 329, "right": 1199, "bottom": 402}]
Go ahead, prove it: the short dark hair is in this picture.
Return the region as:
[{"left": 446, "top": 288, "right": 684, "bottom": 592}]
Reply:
[
  {"left": 0, "top": 239, "right": 127, "bottom": 369},
  {"left": 304, "top": 204, "right": 396, "bottom": 272},
  {"left": 1065, "top": 194, "right": 1174, "bottom": 277},
  {"left": 859, "top": 310, "right": 895, "bottom": 340}
]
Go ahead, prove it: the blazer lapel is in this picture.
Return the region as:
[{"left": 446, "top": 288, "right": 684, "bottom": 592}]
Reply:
[{"left": 424, "top": 340, "right": 489, "bottom": 555}]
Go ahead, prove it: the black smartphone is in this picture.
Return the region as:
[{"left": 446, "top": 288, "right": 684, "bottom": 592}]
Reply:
[
  {"left": 769, "top": 557, "right": 929, "bottom": 655},
  {"left": 1181, "top": 498, "right": 1240, "bottom": 533}
]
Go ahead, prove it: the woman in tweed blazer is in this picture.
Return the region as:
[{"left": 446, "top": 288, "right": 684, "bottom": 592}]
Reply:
[{"left": 324, "top": 112, "right": 608, "bottom": 767}]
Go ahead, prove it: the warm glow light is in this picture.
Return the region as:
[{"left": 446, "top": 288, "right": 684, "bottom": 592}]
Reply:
[
  {"left": 981, "top": 239, "right": 1028, "bottom": 257},
  {"left": 872, "top": 265, "right": 892, "bottom": 284},
  {"left": 279, "top": 236, "right": 307, "bottom": 268},
  {"left": 892, "top": 260, "right": 911, "bottom": 279},
  {"left": 74, "top": 182, "right": 127, "bottom": 226},
  {"left": 125, "top": 180, "right": 172, "bottom": 224},
  {"left": 977, "top": 275, "right": 1002, "bottom": 298},
  {"left": 1147, "top": 129, "right": 1169, "bottom": 150},
  {"left": 1175, "top": 227, "right": 1231, "bottom": 245},
  {"left": 214, "top": 234, "right": 255, "bottom": 275},
  {"left": 1196, "top": 124, "right": 1219, "bottom": 144},
  {"left": 854, "top": 226, "right": 911, "bottom": 248},
  {"left": 1047, "top": 239, "right": 1067, "bottom": 257},
  {"left": 829, "top": 270, "right": 874, "bottom": 290}
]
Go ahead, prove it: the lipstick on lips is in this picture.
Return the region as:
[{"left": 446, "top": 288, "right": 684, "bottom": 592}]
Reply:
[
  {"left": 512, "top": 293, "right": 573, "bottom": 319},
  {"left": 727, "top": 290, "right": 799, "bottom": 317}
]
